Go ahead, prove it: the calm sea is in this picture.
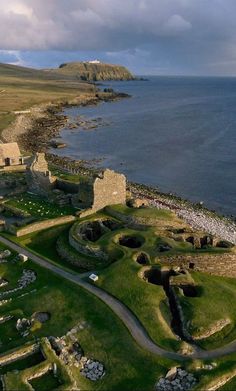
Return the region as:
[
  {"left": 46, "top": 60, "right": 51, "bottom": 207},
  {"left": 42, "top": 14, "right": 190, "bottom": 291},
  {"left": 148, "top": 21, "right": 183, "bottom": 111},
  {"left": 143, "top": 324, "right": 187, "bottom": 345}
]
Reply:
[{"left": 53, "top": 76, "right": 236, "bottom": 217}]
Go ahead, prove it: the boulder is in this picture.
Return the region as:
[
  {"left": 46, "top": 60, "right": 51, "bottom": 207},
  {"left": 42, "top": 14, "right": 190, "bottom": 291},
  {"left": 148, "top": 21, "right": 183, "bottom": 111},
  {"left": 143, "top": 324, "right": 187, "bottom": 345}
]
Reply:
[{"left": 165, "top": 367, "right": 178, "bottom": 381}]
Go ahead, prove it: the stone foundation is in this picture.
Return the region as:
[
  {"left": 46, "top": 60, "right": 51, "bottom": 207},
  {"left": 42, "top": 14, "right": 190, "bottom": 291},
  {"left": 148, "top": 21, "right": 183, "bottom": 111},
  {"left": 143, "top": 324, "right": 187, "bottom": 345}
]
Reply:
[
  {"left": 160, "top": 253, "right": 236, "bottom": 278},
  {"left": 8, "top": 215, "right": 75, "bottom": 237}
]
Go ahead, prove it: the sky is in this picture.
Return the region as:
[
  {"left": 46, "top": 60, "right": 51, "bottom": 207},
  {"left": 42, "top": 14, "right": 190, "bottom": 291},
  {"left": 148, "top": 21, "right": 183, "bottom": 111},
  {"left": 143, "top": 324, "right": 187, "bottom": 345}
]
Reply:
[{"left": 1, "top": 0, "right": 236, "bottom": 76}]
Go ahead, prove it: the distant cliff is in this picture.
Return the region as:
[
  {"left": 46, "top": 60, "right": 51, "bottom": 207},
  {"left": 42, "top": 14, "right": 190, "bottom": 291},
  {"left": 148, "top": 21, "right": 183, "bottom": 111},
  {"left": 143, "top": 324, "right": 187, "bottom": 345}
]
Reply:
[{"left": 46, "top": 62, "right": 135, "bottom": 81}]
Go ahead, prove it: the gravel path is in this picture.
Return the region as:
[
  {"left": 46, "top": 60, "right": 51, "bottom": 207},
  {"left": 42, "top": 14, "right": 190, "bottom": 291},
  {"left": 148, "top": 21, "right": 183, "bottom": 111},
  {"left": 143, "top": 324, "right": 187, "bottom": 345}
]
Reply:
[{"left": 1, "top": 235, "right": 236, "bottom": 361}]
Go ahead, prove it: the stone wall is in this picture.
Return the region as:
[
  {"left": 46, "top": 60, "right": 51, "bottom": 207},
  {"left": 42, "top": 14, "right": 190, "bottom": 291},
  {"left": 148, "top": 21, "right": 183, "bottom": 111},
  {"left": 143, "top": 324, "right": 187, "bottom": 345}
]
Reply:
[
  {"left": 160, "top": 253, "right": 236, "bottom": 278},
  {"left": 0, "top": 343, "right": 39, "bottom": 367},
  {"left": 93, "top": 169, "right": 126, "bottom": 211},
  {"left": 56, "top": 236, "right": 105, "bottom": 269},
  {"left": 9, "top": 215, "right": 76, "bottom": 237},
  {"left": 204, "top": 369, "right": 236, "bottom": 391},
  {"left": 0, "top": 165, "right": 26, "bottom": 172},
  {"left": 69, "top": 229, "right": 108, "bottom": 260}
]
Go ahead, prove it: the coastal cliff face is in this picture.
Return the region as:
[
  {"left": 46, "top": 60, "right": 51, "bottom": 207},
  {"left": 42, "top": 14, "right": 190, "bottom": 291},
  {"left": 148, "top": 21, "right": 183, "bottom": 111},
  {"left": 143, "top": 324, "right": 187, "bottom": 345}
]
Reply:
[{"left": 47, "top": 62, "right": 135, "bottom": 81}]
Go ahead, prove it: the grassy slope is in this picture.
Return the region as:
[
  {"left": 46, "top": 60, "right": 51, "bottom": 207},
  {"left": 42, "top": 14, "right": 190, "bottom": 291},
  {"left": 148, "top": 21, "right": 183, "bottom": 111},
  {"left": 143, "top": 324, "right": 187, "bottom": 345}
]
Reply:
[
  {"left": 0, "top": 62, "right": 95, "bottom": 135},
  {"left": 8, "top": 204, "right": 235, "bottom": 352},
  {"left": 0, "top": 242, "right": 174, "bottom": 391},
  {"left": 179, "top": 272, "right": 236, "bottom": 349}
]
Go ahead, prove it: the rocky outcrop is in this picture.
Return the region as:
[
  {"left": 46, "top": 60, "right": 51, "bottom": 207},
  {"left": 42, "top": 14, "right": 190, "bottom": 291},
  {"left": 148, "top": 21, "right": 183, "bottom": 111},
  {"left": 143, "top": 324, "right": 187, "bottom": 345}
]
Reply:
[{"left": 50, "top": 62, "right": 135, "bottom": 81}]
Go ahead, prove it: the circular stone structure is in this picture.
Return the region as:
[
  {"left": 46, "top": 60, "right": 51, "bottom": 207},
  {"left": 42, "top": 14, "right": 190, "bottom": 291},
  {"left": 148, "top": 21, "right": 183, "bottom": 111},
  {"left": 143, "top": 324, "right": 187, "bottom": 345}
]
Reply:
[
  {"left": 143, "top": 267, "right": 162, "bottom": 285},
  {"left": 135, "top": 252, "right": 149, "bottom": 265},
  {"left": 119, "top": 235, "right": 144, "bottom": 249},
  {"left": 78, "top": 219, "right": 121, "bottom": 242}
]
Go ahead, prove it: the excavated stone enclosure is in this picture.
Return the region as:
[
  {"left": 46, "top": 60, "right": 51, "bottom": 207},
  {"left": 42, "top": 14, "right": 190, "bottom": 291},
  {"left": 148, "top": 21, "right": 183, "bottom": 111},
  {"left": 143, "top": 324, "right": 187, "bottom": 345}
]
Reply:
[
  {"left": 179, "top": 285, "right": 199, "bottom": 297},
  {"left": 79, "top": 219, "right": 121, "bottom": 242},
  {"left": 159, "top": 253, "right": 236, "bottom": 278},
  {"left": 135, "top": 252, "right": 150, "bottom": 265},
  {"left": 157, "top": 242, "right": 172, "bottom": 252},
  {"left": 119, "top": 235, "right": 144, "bottom": 249},
  {"left": 143, "top": 267, "right": 162, "bottom": 285}
]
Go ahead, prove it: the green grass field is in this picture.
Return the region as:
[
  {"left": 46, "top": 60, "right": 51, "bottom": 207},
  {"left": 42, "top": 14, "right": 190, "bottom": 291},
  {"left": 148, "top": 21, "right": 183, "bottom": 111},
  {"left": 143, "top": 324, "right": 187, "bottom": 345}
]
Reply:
[
  {"left": 0, "top": 241, "right": 176, "bottom": 391},
  {"left": 179, "top": 272, "right": 236, "bottom": 349},
  {"left": 6, "top": 204, "right": 235, "bottom": 354},
  {"left": 0, "top": 62, "right": 96, "bottom": 138},
  {"left": 5, "top": 193, "right": 76, "bottom": 219}
]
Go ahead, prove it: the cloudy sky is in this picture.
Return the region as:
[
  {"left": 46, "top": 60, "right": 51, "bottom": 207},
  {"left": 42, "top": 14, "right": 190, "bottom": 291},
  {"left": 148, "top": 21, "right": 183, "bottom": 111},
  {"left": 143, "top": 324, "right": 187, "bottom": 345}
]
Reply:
[{"left": 1, "top": 0, "right": 236, "bottom": 75}]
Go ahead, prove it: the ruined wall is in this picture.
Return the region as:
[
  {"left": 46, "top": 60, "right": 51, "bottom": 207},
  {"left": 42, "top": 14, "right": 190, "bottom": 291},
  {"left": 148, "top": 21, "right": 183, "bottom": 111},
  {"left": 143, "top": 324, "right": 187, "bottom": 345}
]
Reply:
[
  {"left": 26, "top": 153, "right": 56, "bottom": 196},
  {"left": 0, "top": 343, "right": 39, "bottom": 367},
  {"left": 93, "top": 169, "right": 126, "bottom": 210},
  {"left": 160, "top": 253, "right": 236, "bottom": 278},
  {"left": 80, "top": 169, "right": 126, "bottom": 217},
  {"left": 9, "top": 215, "right": 75, "bottom": 237},
  {"left": 69, "top": 227, "right": 108, "bottom": 260},
  {"left": 0, "top": 165, "right": 26, "bottom": 172}
]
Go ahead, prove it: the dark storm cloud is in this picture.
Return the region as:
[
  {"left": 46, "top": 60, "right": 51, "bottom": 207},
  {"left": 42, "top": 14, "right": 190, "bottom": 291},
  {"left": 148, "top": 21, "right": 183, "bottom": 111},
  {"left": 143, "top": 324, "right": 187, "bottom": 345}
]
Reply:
[{"left": 1, "top": 0, "right": 236, "bottom": 74}]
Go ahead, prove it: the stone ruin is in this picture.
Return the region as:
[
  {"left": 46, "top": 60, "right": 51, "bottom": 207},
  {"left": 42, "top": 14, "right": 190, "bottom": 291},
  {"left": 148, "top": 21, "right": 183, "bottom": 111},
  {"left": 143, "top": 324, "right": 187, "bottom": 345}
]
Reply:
[
  {"left": 25, "top": 154, "right": 126, "bottom": 215},
  {"left": 26, "top": 153, "right": 56, "bottom": 196},
  {"left": 49, "top": 321, "right": 105, "bottom": 381},
  {"left": 79, "top": 169, "right": 127, "bottom": 217}
]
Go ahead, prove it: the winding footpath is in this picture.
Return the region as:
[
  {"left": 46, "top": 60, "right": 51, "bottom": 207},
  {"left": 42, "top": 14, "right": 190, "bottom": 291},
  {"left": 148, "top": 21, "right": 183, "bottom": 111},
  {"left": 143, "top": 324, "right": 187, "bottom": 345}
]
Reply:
[{"left": 1, "top": 235, "right": 236, "bottom": 361}]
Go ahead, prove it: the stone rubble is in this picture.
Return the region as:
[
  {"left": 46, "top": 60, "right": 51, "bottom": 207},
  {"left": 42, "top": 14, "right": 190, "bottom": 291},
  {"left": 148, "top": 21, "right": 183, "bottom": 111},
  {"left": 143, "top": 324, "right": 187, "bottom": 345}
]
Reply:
[
  {"left": 0, "top": 315, "right": 13, "bottom": 324},
  {"left": 49, "top": 321, "right": 105, "bottom": 382},
  {"left": 16, "top": 318, "right": 31, "bottom": 337},
  {"left": 0, "top": 249, "right": 11, "bottom": 259},
  {"left": 0, "top": 278, "right": 8, "bottom": 288},
  {"left": 0, "top": 269, "right": 36, "bottom": 299},
  {"left": 155, "top": 367, "right": 197, "bottom": 391},
  {"left": 80, "top": 358, "right": 105, "bottom": 381}
]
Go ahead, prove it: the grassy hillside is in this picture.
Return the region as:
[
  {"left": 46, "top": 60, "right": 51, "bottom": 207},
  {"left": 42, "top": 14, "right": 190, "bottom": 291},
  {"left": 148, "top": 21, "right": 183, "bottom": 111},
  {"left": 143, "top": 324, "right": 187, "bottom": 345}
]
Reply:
[
  {"left": 0, "top": 63, "right": 96, "bottom": 135},
  {"left": 45, "top": 61, "right": 135, "bottom": 81}
]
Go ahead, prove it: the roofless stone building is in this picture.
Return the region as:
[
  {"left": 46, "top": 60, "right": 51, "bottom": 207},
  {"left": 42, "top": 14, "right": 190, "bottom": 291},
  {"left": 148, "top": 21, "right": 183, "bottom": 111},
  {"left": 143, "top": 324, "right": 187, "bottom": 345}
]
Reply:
[
  {"left": 26, "top": 153, "right": 127, "bottom": 215},
  {"left": 0, "top": 142, "right": 24, "bottom": 170}
]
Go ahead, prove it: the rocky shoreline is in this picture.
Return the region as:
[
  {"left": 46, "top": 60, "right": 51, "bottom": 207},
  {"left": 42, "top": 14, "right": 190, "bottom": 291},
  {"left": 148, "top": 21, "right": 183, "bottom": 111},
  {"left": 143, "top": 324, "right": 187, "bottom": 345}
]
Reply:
[
  {"left": 130, "top": 182, "right": 236, "bottom": 244},
  {"left": 1, "top": 85, "right": 236, "bottom": 244},
  {"left": 0, "top": 89, "right": 130, "bottom": 153}
]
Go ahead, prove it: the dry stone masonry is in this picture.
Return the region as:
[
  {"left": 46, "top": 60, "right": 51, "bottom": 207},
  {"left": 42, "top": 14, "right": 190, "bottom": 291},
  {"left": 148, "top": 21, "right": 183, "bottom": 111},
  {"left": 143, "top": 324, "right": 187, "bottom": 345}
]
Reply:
[
  {"left": 0, "top": 269, "right": 36, "bottom": 299},
  {"left": 49, "top": 321, "right": 105, "bottom": 382},
  {"left": 161, "top": 253, "right": 236, "bottom": 278},
  {"left": 26, "top": 152, "right": 56, "bottom": 195},
  {"left": 80, "top": 169, "right": 126, "bottom": 217}
]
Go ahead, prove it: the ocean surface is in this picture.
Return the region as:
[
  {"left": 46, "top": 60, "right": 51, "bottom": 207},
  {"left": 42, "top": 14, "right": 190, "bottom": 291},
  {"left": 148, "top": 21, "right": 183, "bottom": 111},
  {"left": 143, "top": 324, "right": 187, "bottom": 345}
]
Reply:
[{"left": 53, "top": 76, "right": 236, "bottom": 217}]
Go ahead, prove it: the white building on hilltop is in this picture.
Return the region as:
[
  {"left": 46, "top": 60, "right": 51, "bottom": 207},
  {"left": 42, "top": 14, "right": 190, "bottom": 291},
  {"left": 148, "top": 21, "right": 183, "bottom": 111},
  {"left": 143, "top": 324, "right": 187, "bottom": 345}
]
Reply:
[{"left": 88, "top": 60, "right": 101, "bottom": 64}]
